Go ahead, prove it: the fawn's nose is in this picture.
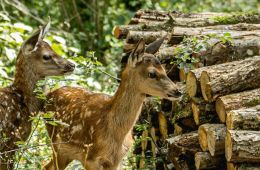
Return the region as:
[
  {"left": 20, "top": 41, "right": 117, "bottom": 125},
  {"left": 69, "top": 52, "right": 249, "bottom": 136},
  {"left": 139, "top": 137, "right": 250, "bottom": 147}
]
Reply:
[
  {"left": 64, "top": 62, "right": 75, "bottom": 72},
  {"left": 167, "top": 89, "right": 182, "bottom": 98}
]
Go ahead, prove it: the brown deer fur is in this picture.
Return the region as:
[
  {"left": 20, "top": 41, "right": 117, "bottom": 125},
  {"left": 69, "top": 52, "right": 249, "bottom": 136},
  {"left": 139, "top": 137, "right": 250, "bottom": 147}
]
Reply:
[
  {"left": 0, "top": 22, "right": 75, "bottom": 169},
  {"left": 43, "top": 38, "right": 180, "bottom": 170}
]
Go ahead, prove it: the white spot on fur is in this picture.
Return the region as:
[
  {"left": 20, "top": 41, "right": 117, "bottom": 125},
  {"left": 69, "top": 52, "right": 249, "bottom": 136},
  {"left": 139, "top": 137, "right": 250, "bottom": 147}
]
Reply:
[
  {"left": 17, "top": 112, "right": 21, "bottom": 119},
  {"left": 71, "top": 124, "right": 82, "bottom": 134},
  {"left": 96, "top": 119, "right": 101, "bottom": 125}
]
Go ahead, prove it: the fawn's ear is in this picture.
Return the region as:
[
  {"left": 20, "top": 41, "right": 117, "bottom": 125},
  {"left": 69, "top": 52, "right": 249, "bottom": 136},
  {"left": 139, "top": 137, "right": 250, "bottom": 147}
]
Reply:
[
  {"left": 145, "top": 35, "right": 166, "bottom": 54},
  {"left": 128, "top": 38, "right": 145, "bottom": 67},
  {"left": 22, "top": 19, "right": 51, "bottom": 55}
]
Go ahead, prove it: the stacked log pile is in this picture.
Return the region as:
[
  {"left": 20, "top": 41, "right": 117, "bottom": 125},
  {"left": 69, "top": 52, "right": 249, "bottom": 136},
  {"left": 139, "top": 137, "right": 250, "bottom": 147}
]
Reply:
[{"left": 114, "top": 9, "right": 260, "bottom": 170}]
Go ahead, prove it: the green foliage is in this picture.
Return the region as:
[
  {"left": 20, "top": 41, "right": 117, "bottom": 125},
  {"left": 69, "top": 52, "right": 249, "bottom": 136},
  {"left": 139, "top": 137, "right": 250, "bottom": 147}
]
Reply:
[{"left": 172, "top": 33, "right": 233, "bottom": 70}]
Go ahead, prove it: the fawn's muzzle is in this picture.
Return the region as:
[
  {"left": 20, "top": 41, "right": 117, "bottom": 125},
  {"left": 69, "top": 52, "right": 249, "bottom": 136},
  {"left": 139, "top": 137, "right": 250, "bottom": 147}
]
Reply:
[
  {"left": 64, "top": 62, "right": 75, "bottom": 72},
  {"left": 167, "top": 89, "right": 182, "bottom": 98}
]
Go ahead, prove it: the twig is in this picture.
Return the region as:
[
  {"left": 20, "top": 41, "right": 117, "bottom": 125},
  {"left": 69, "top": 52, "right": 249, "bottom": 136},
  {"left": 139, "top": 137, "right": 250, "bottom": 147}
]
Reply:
[
  {"left": 97, "top": 69, "right": 121, "bottom": 82},
  {"left": 15, "top": 115, "right": 41, "bottom": 170}
]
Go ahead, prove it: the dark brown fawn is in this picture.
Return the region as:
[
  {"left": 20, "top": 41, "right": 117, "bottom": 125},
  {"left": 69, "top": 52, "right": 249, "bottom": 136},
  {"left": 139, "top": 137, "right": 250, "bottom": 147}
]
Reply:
[
  {"left": 0, "top": 21, "right": 75, "bottom": 169},
  {"left": 43, "top": 38, "right": 181, "bottom": 170}
]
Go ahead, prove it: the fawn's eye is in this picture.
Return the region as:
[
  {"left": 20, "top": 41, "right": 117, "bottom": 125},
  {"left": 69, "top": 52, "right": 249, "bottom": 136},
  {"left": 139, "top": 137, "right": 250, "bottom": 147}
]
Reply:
[
  {"left": 43, "top": 55, "right": 51, "bottom": 60},
  {"left": 148, "top": 72, "right": 157, "bottom": 79}
]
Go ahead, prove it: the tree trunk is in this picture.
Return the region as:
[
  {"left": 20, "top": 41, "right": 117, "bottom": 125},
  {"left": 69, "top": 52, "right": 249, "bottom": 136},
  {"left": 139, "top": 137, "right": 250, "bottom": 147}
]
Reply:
[
  {"left": 167, "top": 131, "right": 202, "bottom": 157},
  {"left": 207, "top": 124, "right": 226, "bottom": 156},
  {"left": 215, "top": 88, "right": 260, "bottom": 123},
  {"left": 200, "top": 56, "right": 260, "bottom": 102},
  {"left": 226, "top": 106, "right": 260, "bottom": 130},
  {"left": 195, "top": 152, "right": 225, "bottom": 170},
  {"left": 225, "top": 130, "right": 260, "bottom": 162}
]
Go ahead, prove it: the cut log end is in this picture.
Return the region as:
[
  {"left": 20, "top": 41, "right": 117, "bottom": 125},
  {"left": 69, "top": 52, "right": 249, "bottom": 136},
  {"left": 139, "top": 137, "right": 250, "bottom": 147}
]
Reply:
[
  {"left": 192, "top": 102, "right": 200, "bottom": 125},
  {"left": 215, "top": 98, "right": 226, "bottom": 123},
  {"left": 179, "top": 69, "right": 187, "bottom": 82},
  {"left": 198, "top": 125, "right": 208, "bottom": 151},
  {"left": 113, "top": 26, "right": 122, "bottom": 39},
  {"left": 226, "top": 111, "right": 233, "bottom": 130},
  {"left": 186, "top": 72, "right": 197, "bottom": 97},
  {"left": 225, "top": 130, "right": 232, "bottom": 161},
  {"left": 200, "top": 71, "right": 210, "bottom": 102}
]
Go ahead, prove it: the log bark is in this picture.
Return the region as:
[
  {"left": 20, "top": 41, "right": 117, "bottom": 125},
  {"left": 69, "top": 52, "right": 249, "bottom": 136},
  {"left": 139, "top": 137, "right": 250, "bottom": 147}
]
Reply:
[
  {"left": 134, "top": 10, "right": 230, "bottom": 20},
  {"left": 215, "top": 88, "right": 260, "bottom": 123},
  {"left": 195, "top": 152, "right": 225, "bottom": 170},
  {"left": 168, "top": 26, "right": 260, "bottom": 41},
  {"left": 207, "top": 124, "right": 226, "bottom": 156},
  {"left": 115, "top": 20, "right": 260, "bottom": 39},
  {"left": 225, "top": 130, "right": 260, "bottom": 162},
  {"left": 227, "top": 162, "right": 260, "bottom": 170},
  {"left": 130, "top": 11, "right": 260, "bottom": 27},
  {"left": 226, "top": 106, "right": 260, "bottom": 130},
  {"left": 200, "top": 56, "right": 260, "bottom": 102},
  {"left": 167, "top": 131, "right": 202, "bottom": 157},
  {"left": 126, "top": 30, "right": 168, "bottom": 44}
]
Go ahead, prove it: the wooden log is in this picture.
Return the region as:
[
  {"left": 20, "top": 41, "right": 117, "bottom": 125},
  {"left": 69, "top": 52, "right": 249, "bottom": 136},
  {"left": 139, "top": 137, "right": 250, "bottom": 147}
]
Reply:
[
  {"left": 215, "top": 88, "right": 260, "bottom": 123},
  {"left": 225, "top": 130, "right": 260, "bottom": 162},
  {"left": 195, "top": 152, "right": 225, "bottom": 170},
  {"left": 126, "top": 30, "right": 168, "bottom": 44},
  {"left": 191, "top": 98, "right": 216, "bottom": 125},
  {"left": 199, "top": 124, "right": 226, "bottom": 155},
  {"left": 186, "top": 68, "right": 207, "bottom": 97},
  {"left": 198, "top": 124, "right": 211, "bottom": 151},
  {"left": 226, "top": 106, "right": 260, "bottom": 130},
  {"left": 158, "top": 112, "right": 168, "bottom": 139},
  {"left": 134, "top": 10, "right": 230, "bottom": 20},
  {"left": 207, "top": 124, "right": 226, "bottom": 156},
  {"left": 179, "top": 68, "right": 187, "bottom": 82},
  {"left": 131, "top": 11, "right": 260, "bottom": 27},
  {"left": 200, "top": 56, "right": 260, "bottom": 102},
  {"left": 227, "top": 162, "right": 260, "bottom": 170},
  {"left": 167, "top": 131, "right": 202, "bottom": 157}
]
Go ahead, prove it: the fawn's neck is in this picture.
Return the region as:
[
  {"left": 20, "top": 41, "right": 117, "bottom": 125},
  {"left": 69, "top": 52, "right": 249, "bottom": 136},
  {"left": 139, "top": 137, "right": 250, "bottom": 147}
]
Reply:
[
  {"left": 13, "top": 51, "right": 41, "bottom": 113},
  {"left": 109, "top": 72, "right": 146, "bottom": 143}
]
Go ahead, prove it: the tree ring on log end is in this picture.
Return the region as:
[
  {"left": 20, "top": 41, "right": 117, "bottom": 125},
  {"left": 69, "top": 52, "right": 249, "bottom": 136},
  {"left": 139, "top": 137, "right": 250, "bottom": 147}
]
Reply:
[
  {"left": 192, "top": 102, "right": 200, "bottom": 125},
  {"left": 215, "top": 98, "right": 226, "bottom": 123},
  {"left": 201, "top": 71, "right": 210, "bottom": 101},
  {"left": 198, "top": 125, "right": 209, "bottom": 151},
  {"left": 205, "top": 84, "right": 213, "bottom": 102},
  {"left": 187, "top": 72, "right": 197, "bottom": 97},
  {"left": 225, "top": 130, "right": 232, "bottom": 161},
  {"left": 226, "top": 111, "right": 233, "bottom": 130}
]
